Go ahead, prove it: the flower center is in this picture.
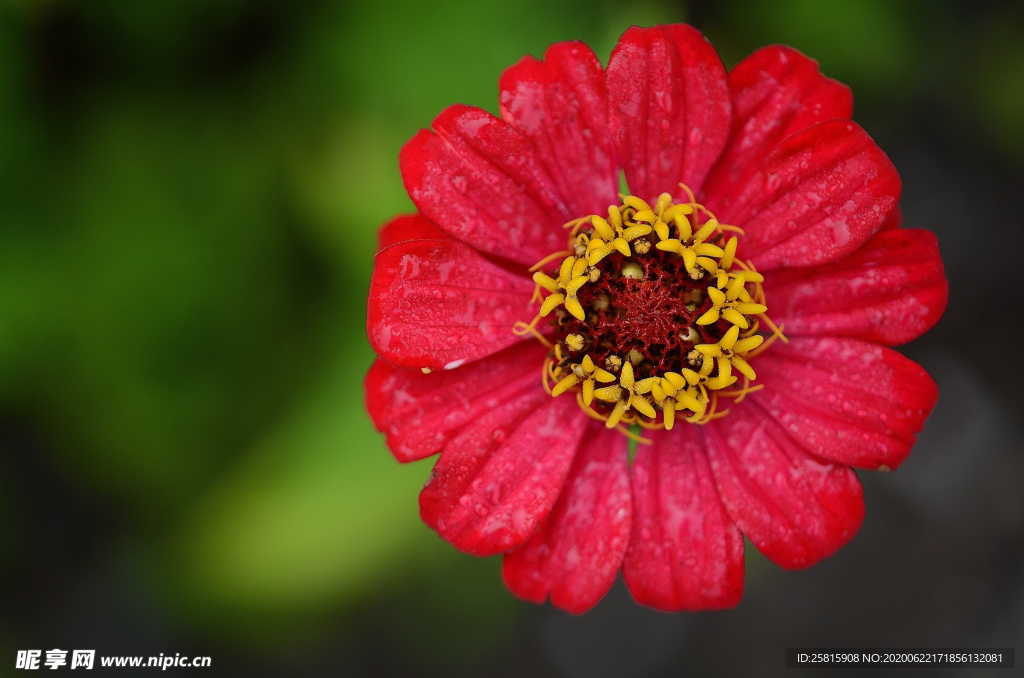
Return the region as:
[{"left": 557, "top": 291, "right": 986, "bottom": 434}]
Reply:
[{"left": 514, "top": 184, "right": 786, "bottom": 441}]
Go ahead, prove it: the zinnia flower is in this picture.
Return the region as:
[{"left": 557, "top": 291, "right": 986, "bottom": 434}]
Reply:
[{"left": 365, "top": 24, "right": 947, "bottom": 613}]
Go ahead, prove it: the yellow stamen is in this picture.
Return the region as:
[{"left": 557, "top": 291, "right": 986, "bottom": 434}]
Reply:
[
  {"left": 620, "top": 361, "right": 635, "bottom": 388},
  {"left": 630, "top": 394, "right": 656, "bottom": 418},
  {"left": 516, "top": 183, "right": 784, "bottom": 438},
  {"left": 721, "top": 237, "right": 738, "bottom": 269},
  {"left": 513, "top": 318, "right": 552, "bottom": 347},
  {"left": 621, "top": 195, "right": 650, "bottom": 212},
  {"left": 734, "top": 335, "right": 764, "bottom": 354},
  {"left": 582, "top": 378, "right": 595, "bottom": 406},
  {"left": 606, "top": 400, "right": 628, "bottom": 428},
  {"left": 593, "top": 385, "right": 622, "bottom": 402},
  {"left": 541, "top": 358, "right": 554, "bottom": 395},
  {"left": 564, "top": 296, "right": 585, "bottom": 321},
  {"left": 663, "top": 402, "right": 676, "bottom": 430},
  {"left": 615, "top": 425, "right": 652, "bottom": 445},
  {"left": 532, "top": 271, "right": 560, "bottom": 293},
  {"left": 551, "top": 373, "right": 578, "bottom": 397},
  {"left": 539, "top": 293, "right": 564, "bottom": 317},
  {"left": 529, "top": 249, "right": 572, "bottom": 272}
]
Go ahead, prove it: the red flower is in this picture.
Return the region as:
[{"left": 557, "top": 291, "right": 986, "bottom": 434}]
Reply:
[{"left": 365, "top": 24, "right": 947, "bottom": 613}]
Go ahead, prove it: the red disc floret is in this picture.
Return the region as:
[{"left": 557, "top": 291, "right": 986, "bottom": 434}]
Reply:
[{"left": 548, "top": 244, "right": 730, "bottom": 382}]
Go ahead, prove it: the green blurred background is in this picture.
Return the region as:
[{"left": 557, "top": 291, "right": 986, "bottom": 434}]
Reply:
[{"left": 2, "top": 1, "right": 1022, "bottom": 675}]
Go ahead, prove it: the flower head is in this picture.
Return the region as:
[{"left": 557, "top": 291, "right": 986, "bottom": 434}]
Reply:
[{"left": 366, "top": 24, "right": 948, "bottom": 613}]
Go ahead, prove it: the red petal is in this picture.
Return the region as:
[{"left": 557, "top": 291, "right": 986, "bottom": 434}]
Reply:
[
  {"left": 710, "top": 120, "right": 901, "bottom": 271},
  {"left": 502, "top": 425, "right": 630, "bottom": 614},
  {"left": 366, "top": 341, "right": 547, "bottom": 463},
  {"left": 400, "top": 105, "right": 571, "bottom": 266},
  {"left": 766, "top": 229, "right": 948, "bottom": 345},
  {"left": 751, "top": 337, "right": 938, "bottom": 470},
  {"left": 500, "top": 42, "right": 617, "bottom": 218},
  {"left": 880, "top": 205, "right": 902, "bottom": 230},
  {"left": 705, "top": 405, "right": 865, "bottom": 570},
  {"left": 623, "top": 428, "right": 744, "bottom": 611},
  {"left": 367, "top": 233, "right": 534, "bottom": 370},
  {"left": 703, "top": 46, "right": 852, "bottom": 202},
  {"left": 376, "top": 213, "right": 447, "bottom": 249},
  {"left": 420, "top": 394, "right": 588, "bottom": 556},
  {"left": 606, "top": 24, "right": 731, "bottom": 200}
]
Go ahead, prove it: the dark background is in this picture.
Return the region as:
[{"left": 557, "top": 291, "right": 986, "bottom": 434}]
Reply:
[{"left": 1, "top": 0, "right": 1022, "bottom": 676}]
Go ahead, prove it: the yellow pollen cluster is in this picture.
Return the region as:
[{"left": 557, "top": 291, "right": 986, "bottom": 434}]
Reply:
[{"left": 514, "top": 184, "right": 787, "bottom": 442}]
